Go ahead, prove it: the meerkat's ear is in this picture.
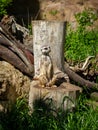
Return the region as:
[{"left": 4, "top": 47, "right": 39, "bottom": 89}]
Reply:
[
  {"left": 49, "top": 46, "right": 51, "bottom": 52},
  {"left": 41, "top": 47, "right": 43, "bottom": 52}
]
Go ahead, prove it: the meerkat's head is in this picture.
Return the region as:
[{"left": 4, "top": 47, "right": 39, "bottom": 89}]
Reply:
[{"left": 41, "top": 45, "right": 51, "bottom": 55}]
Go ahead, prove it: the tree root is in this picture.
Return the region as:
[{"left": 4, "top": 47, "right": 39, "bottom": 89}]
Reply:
[{"left": 64, "top": 62, "right": 98, "bottom": 90}]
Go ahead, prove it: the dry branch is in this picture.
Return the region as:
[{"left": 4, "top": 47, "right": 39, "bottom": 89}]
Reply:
[
  {"left": 0, "top": 23, "right": 33, "bottom": 53},
  {"left": 70, "top": 56, "right": 95, "bottom": 72},
  {"left": 64, "top": 62, "right": 98, "bottom": 89}
]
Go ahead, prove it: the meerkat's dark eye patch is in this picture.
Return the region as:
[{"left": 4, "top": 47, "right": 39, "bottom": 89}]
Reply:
[{"left": 44, "top": 47, "right": 48, "bottom": 50}]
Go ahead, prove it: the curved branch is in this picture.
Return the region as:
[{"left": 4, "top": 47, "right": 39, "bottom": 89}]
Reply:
[
  {"left": 0, "top": 31, "right": 33, "bottom": 73},
  {"left": 70, "top": 56, "right": 95, "bottom": 72},
  {"left": 81, "top": 56, "right": 94, "bottom": 71},
  {"left": 64, "top": 62, "right": 98, "bottom": 90},
  {"left": 0, "top": 45, "right": 33, "bottom": 77}
]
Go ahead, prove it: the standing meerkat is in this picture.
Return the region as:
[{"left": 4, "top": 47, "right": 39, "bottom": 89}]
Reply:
[{"left": 33, "top": 45, "right": 57, "bottom": 87}]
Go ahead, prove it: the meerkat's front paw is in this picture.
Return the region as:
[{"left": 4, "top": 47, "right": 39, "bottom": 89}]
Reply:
[{"left": 46, "top": 83, "right": 51, "bottom": 87}]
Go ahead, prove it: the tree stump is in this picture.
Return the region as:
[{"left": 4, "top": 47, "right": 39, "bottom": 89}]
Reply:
[
  {"left": 29, "top": 21, "right": 82, "bottom": 111},
  {"left": 29, "top": 82, "right": 82, "bottom": 111}
]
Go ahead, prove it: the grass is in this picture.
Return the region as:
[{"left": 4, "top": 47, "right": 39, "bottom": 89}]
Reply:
[
  {"left": 0, "top": 95, "right": 98, "bottom": 130},
  {"left": 49, "top": 10, "right": 58, "bottom": 16},
  {"left": 65, "top": 9, "right": 98, "bottom": 63}
]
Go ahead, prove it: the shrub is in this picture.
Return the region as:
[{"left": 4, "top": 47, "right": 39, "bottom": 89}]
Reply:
[
  {"left": 0, "top": 0, "right": 12, "bottom": 19},
  {"left": 65, "top": 9, "right": 98, "bottom": 63},
  {"left": 75, "top": 8, "right": 98, "bottom": 27}
]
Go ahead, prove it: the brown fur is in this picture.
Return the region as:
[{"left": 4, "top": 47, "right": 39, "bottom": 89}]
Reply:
[{"left": 33, "top": 45, "right": 57, "bottom": 87}]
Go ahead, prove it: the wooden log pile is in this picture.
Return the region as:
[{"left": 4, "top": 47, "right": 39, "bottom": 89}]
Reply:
[{"left": 0, "top": 15, "right": 34, "bottom": 77}]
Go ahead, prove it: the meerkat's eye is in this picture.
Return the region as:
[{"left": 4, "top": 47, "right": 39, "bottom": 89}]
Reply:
[{"left": 44, "top": 47, "right": 48, "bottom": 50}]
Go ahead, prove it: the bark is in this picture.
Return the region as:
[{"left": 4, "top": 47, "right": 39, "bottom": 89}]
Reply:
[
  {"left": 0, "top": 37, "right": 10, "bottom": 47},
  {"left": 32, "top": 21, "right": 66, "bottom": 75},
  {"left": 64, "top": 62, "right": 98, "bottom": 89},
  {"left": 0, "top": 23, "right": 34, "bottom": 75},
  {"left": 0, "top": 22, "right": 33, "bottom": 53},
  {"left": 0, "top": 35, "right": 34, "bottom": 65},
  {"left": 29, "top": 83, "right": 81, "bottom": 112},
  {"left": 0, "top": 45, "right": 33, "bottom": 76},
  {"left": 1, "top": 32, "right": 33, "bottom": 72},
  {"left": 70, "top": 56, "right": 95, "bottom": 72}
]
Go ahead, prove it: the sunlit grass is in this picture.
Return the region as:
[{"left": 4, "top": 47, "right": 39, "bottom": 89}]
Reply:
[{"left": 0, "top": 95, "right": 98, "bottom": 130}]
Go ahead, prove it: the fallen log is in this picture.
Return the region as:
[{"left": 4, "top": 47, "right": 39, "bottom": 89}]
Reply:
[
  {"left": 0, "top": 36, "right": 10, "bottom": 47},
  {"left": 0, "top": 32, "right": 33, "bottom": 72},
  {"left": 0, "top": 44, "right": 33, "bottom": 77},
  {"left": 0, "top": 23, "right": 34, "bottom": 76},
  {"left": 0, "top": 35, "right": 34, "bottom": 65},
  {"left": 0, "top": 22, "right": 33, "bottom": 53}
]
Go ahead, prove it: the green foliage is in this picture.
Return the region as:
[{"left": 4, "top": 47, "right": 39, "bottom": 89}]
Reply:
[
  {"left": 28, "top": 24, "right": 32, "bottom": 34},
  {"left": 1, "top": 96, "right": 98, "bottom": 130},
  {"left": 75, "top": 8, "right": 98, "bottom": 27},
  {"left": 49, "top": 10, "right": 58, "bottom": 16},
  {"left": 0, "top": 98, "right": 30, "bottom": 130},
  {"left": 63, "top": 95, "right": 98, "bottom": 130},
  {"left": 65, "top": 9, "right": 98, "bottom": 63},
  {"left": 0, "top": 0, "right": 12, "bottom": 19},
  {"left": 65, "top": 27, "right": 98, "bottom": 62}
]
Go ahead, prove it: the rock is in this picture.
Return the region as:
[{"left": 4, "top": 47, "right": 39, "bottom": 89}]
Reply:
[
  {"left": 90, "top": 92, "right": 98, "bottom": 102},
  {"left": 86, "top": 100, "right": 98, "bottom": 110},
  {"left": 0, "top": 61, "right": 31, "bottom": 112}
]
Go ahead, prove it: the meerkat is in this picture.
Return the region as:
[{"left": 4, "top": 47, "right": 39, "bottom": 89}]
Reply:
[{"left": 33, "top": 45, "right": 57, "bottom": 87}]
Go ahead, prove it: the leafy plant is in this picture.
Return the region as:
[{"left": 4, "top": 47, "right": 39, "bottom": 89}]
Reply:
[
  {"left": 65, "top": 9, "right": 98, "bottom": 63},
  {"left": 75, "top": 8, "right": 98, "bottom": 27},
  {"left": 49, "top": 10, "right": 58, "bottom": 16},
  {"left": 0, "top": 0, "right": 12, "bottom": 19}
]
